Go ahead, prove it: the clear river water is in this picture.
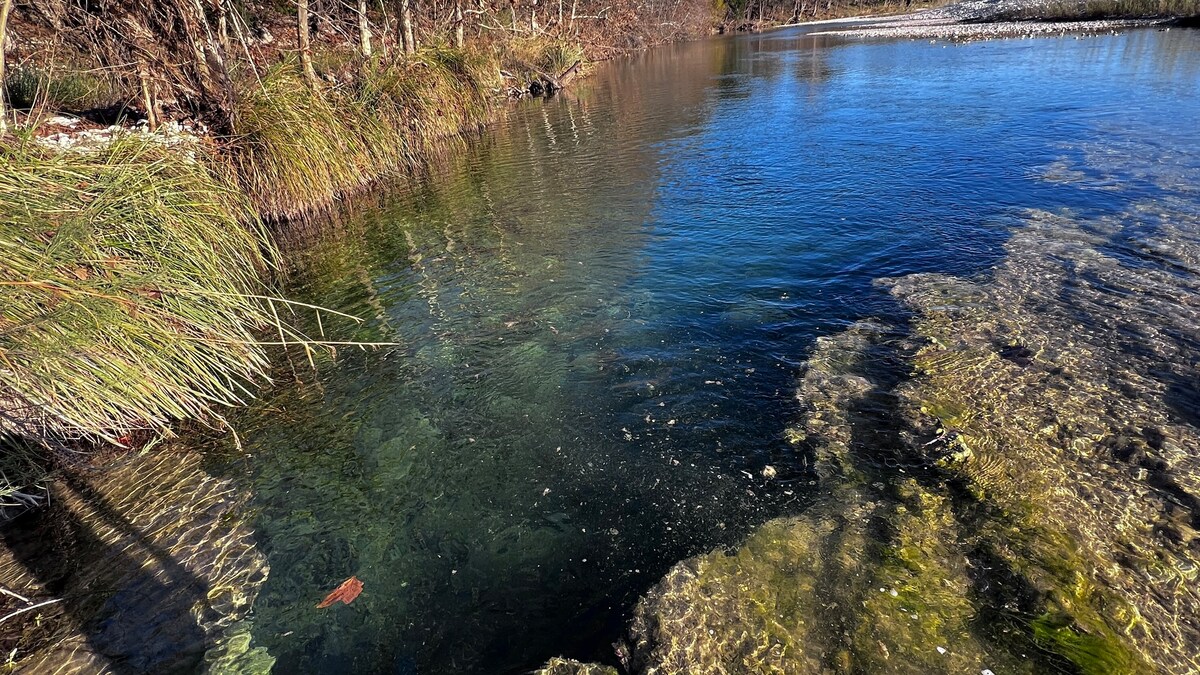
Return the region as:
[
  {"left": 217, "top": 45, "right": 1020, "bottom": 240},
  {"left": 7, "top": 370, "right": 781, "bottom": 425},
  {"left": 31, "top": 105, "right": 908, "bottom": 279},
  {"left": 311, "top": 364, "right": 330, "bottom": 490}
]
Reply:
[
  {"left": 209, "top": 25, "right": 1200, "bottom": 674},
  {"left": 7, "top": 21, "right": 1200, "bottom": 675}
]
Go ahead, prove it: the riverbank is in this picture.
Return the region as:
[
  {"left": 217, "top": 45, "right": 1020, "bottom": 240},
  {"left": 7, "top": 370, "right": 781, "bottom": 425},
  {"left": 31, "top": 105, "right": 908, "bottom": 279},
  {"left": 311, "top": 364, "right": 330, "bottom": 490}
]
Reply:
[
  {"left": 0, "top": 0, "right": 954, "bottom": 500},
  {"left": 812, "top": 0, "right": 1196, "bottom": 38}
]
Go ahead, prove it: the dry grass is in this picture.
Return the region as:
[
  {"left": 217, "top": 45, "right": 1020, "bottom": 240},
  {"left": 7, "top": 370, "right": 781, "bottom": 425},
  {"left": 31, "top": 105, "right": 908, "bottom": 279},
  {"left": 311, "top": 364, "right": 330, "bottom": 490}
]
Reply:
[
  {"left": 0, "top": 133, "right": 377, "bottom": 475},
  {"left": 227, "top": 47, "right": 500, "bottom": 220}
]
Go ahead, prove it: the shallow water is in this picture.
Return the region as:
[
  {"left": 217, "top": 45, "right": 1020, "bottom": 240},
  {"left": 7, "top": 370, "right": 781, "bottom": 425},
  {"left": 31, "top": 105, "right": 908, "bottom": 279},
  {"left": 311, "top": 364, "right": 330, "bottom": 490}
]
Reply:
[{"left": 211, "top": 27, "right": 1200, "bottom": 675}]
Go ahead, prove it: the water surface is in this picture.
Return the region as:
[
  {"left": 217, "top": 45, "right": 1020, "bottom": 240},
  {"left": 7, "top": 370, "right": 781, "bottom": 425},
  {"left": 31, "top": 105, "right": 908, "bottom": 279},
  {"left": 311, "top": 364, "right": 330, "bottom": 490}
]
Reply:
[{"left": 224, "top": 26, "right": 1200, "bottom": 674}]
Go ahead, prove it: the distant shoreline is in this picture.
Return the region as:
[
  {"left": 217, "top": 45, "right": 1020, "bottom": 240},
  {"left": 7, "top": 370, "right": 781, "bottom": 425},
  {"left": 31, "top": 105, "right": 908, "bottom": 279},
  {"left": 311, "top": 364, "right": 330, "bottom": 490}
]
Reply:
[
  {"left": 811, "top": 15, "right": 1163, "bottom": 39},
  {"left": 806, "top": 0, "right": 1194, "bottom": 40}
]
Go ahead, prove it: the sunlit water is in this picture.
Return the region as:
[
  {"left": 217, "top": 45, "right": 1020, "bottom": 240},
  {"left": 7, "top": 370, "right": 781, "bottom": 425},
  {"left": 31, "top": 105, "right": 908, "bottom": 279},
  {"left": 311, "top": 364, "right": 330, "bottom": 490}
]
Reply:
[{"left": 217, "top": 27, "right": 1200, "bottom": 674}]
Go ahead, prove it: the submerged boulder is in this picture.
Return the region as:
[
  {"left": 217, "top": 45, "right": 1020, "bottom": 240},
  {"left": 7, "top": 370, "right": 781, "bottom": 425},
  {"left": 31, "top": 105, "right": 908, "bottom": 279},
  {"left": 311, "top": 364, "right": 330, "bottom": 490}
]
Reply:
[
  {"left": 622, "top": 484, "right": 1031, "bottom": 675},
  {"left": 535, "top": 656, "right": 619, "bottom": 675},
  {"left": 612, "top": 323, "right": 1034, "bottom": 674},
  {"left": 885, "top": 203, "right": 1200, "bottom": 674}
]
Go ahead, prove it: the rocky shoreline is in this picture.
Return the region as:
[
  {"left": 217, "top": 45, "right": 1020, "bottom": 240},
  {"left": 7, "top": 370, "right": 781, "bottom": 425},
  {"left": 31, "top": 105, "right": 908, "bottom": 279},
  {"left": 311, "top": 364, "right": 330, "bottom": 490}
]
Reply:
[
  {"left": 814, "top": 16, "right": 1160, "bottom": 40},
  {"left": 812, "top": 0, "right": 1177, "bottom": 40}
]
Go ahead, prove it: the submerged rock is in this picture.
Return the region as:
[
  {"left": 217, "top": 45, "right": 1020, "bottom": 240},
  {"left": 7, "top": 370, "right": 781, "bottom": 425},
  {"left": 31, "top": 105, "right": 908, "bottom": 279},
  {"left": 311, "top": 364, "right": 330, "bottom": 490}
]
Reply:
[
  {"left": 616, "top": 324, "right": 1033, "bottom": 674},
  {"left": 622, "top": 484, "right": 1033, "bottom": 674},
  {"left": 885, "top": 200, "right": 1200, "bottom": 673},
  {"left": 535, "top": 656, "right": 619, "bottom": 675}
]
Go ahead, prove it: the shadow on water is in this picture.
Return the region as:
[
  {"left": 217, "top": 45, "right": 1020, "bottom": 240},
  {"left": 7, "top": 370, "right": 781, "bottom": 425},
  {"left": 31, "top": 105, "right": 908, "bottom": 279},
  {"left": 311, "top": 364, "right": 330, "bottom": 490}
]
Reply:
[{"left": 1, "top": 468, "right": 208, "bottom": 674}]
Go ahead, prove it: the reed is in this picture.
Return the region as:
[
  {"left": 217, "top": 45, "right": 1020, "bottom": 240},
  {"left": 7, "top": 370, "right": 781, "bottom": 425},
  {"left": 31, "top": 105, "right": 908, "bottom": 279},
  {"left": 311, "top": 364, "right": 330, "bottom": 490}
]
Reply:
[
  {"left": 0, "top": 133, "right": 335, "bottom": 451},
  {"left": 227, "top": 47, "right": 499, "bottom": 221}
]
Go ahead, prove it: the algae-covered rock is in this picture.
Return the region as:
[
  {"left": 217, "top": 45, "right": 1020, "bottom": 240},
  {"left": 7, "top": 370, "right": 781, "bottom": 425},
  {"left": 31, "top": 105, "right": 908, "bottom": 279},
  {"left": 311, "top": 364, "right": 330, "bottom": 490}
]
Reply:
[
  {"left": 617, "top": 325, "right": 1033, "bottom": 675},
  {"left": 885, "top": 203, "right": 1200, "bottom": 673},
  {"left": 204, "top": 620, "right": 277, "bottom": 675},
  {"left": 535, "top": 656, "right": 619, "bottom": 675},
  {"left": 622, "top": 483, "right": 1034, "bottom": 675}
]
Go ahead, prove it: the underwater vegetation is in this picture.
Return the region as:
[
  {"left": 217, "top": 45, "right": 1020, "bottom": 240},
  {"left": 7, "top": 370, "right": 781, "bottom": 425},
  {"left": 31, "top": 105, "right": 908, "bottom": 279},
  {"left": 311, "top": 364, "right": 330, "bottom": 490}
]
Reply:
[
  {"left": 884, "top": 196, "right": 1200, "bottom": 673},
  {"left": 540, "top": 138, "right": 1200, "bottom": 675}
]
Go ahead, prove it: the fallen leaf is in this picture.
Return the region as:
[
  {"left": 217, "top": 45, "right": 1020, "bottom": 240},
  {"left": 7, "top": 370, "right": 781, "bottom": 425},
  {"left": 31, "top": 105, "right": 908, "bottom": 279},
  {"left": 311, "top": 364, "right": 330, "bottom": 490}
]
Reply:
[
  {"left": 72, "top": 267, "right": 90, "bottom": 281},
  {"left": 316, "top": 576, "right": 363, "bottom": 608}
]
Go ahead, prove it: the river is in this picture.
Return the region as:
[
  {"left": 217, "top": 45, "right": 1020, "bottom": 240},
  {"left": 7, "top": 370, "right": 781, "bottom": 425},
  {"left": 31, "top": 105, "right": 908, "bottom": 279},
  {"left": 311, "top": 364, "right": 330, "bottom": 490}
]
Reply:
[{"left": 4, "top": 22, "right": 1200, "bottom": 675}]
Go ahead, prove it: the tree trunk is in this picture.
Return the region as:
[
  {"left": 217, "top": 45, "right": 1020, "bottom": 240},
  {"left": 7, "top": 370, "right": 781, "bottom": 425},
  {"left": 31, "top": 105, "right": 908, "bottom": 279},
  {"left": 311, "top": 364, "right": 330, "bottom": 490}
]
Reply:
[
  {"left": 400, "top": 0, "right": 416, "bottom": 53},
  {"left": 378, "top": 0, "right": 392, "bottom": 59},
  {"left": 298, "top": 0, "right": 318, "bottom": 85},
  {"left": 215, "top": 0, "right": 232, "bottom": 52},
  {"left": 138, "top": 58, "right": 160, "bottom": 130},
  {"left": 358, "top": 0, "right": 373, "bottom": 57},
  {"left": 453, "top": 0, "right": 464, "bottom": 48},
  {"left": 0, "top": 0, "right": 11, "bottom": 134},
  {"left": 530, "top": 0, "right": 538, "bottom": 32}
]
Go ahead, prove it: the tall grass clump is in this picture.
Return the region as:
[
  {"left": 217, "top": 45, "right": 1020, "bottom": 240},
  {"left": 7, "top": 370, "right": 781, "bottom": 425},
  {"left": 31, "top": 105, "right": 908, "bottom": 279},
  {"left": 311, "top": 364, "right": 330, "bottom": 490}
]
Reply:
[
  {"left": 498, "top": 37, "right": 586, "bottom": 83},
  {"left": 4, "top": 65, "right": 122, "bottom": 113},
  {"left": 229, "top": 48, "right": 499, "bottom": 221},
  {"left": 0, "top": 135, "right": 300, "bottom": 448},
  {"left": 360, "top": 46, "right": 498, "bottom": 153},
  {"left": 227, "top": 64, "right": 376, "bottom": 220}
]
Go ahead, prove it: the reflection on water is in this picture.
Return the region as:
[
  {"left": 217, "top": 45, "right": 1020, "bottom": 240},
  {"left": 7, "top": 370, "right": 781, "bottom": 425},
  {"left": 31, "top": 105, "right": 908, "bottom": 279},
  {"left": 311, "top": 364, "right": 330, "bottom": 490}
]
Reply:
[{"left": 208, "top": 27, "right": 1200, "bottom": 675}]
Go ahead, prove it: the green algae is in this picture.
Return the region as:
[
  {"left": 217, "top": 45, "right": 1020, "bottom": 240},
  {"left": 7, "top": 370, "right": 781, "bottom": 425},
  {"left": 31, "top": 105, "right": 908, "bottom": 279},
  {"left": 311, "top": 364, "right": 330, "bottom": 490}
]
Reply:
[
  {"left": 545, "top": 168, "right": 1200, "bottom": 671},
  {"left": 1032, "top": 612, "right": 1139, "bottom": 675},
  {"left": 885, "top": 196, "right": 1200, "bottom": 672},
  {"left": 604, "top": 323, "right": 1044, "bottom": 675},
  {"left": 535, "top": 657, "right": 619, "bottom": 675},
  {"left": 204, "top": 621, "right": 277, "bottom": 675}
]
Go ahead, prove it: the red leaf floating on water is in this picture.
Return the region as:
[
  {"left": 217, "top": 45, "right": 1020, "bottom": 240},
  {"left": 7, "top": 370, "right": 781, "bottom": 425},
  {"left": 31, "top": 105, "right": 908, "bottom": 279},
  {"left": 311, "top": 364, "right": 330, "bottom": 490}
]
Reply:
[{"left": 316, "top": 576, "right": 364, "bottom": 608}]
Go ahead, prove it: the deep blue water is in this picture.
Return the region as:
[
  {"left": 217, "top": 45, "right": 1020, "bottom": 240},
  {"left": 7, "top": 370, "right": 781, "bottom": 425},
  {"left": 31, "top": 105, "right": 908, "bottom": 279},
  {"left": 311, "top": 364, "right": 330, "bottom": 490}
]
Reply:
[{"left": 228, "top": 26, "right": 1200, "bottom": 674}]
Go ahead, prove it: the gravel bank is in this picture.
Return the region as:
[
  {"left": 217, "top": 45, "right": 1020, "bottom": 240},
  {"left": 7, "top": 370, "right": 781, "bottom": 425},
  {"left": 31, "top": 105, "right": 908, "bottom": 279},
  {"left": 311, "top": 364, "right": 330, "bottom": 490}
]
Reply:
[
  {"left": 814, "top": 16, "right": 1160, "bottom": 40},
  {"left": 811, "top": 0, "right": 1170, "bottom": 40}
]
